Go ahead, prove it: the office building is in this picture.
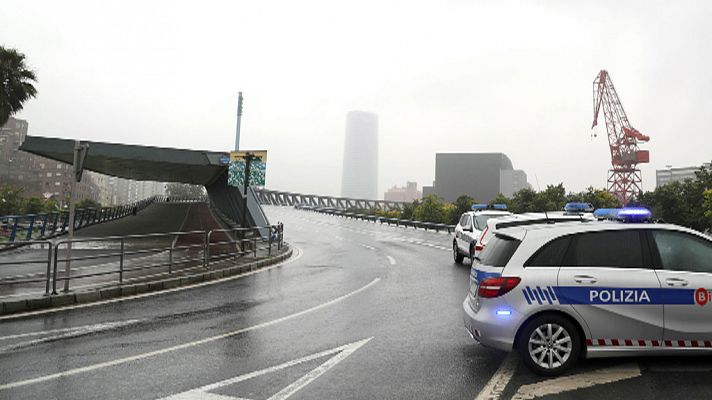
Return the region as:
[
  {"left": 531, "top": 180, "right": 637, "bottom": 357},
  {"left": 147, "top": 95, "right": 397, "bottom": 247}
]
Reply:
[
  {"left": 429, "top": 153, "right": 530, "bottom": 203},
  {"left": 656, "top": 163, "right": 711, "bottom": 188},
  {"left": 341, "top": 111, "right": 378, "bottom": 199},
  {"left": 384, "top": 182, "right": 421, "bottom": 202}
]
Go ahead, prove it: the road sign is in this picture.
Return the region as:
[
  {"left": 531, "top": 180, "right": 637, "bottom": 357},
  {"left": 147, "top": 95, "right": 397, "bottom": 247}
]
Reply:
[
  {"left": 218, "top": 154, "right": 230, "bottom": 166},
  {"left": 228, "top": 150, "right": 267, "bottom": 187}
]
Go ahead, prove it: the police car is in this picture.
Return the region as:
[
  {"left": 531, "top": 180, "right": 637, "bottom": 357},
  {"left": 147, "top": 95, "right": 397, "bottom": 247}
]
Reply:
[
  {"left": 453, "top": 204, "right": 512, "bottom": 264},
  {"left": 463, "top": 207, "right": 712, "bottom": 375},
  {"left": 473, "top": 203, "right": 597, "bottom": 259}
]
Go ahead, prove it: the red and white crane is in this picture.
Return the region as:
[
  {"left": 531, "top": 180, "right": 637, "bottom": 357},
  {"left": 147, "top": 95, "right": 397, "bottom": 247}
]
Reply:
[{"left": 592, "top": 70, "right": 650, "bottom": 205}]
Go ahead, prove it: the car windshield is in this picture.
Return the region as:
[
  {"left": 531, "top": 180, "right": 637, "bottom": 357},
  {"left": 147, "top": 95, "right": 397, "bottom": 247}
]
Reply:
[{"left": 474, "top": 215, "right": 494, "bottom": 230}]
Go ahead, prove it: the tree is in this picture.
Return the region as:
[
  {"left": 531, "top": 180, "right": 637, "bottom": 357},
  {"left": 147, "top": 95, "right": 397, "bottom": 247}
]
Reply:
[
  {"left": 566, "top": 187, "right": 620, "bottom": 209},
  {"left": 400, "top": 201, "right": 417, "bottom": 220},
  {"left": 510, "top": 188, "right": 537, "bottom": 213},
  {"left": 0, "top": 46, "right": 37, "bottom": 126},
  {"left": 166, "top": 183, "right": 205, "bottom": 198},
  {"left": 23, "top": 198, "right": 45, "bottom": 214},
  {"left": 703, "top": 189, "right": 712, "bottom": 231},
  {"left": 489, "top": 193, "right": 511, "bottom": 209},
  {"left": 77, "top": 199, "right": 101, "bottom": 209},
  {"left": 0, "top": 185, "right": 25, "bottom": 216},
  {"left": 413, "top": 195, "right": 445, "bottom": 223},
  {"left": 451, "top": 195, "right": 475, "bottom": 224}
]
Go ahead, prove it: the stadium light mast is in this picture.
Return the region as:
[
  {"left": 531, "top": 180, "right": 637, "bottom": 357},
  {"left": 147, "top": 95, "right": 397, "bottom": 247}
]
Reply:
[{"left": 234, "top": 92, "right": 243, "bottom": 151}]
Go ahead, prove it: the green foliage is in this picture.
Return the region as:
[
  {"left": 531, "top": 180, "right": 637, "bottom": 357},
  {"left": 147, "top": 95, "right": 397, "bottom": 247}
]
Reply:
[
  {"left": 413, "top": 195, "right": 445, "bottom": 223},
  {"left": 0, "top": 185, "right": 25, "bottom": 216},
  {"left": 0, "top": 46, "right": 38, "bottom": 126},
  {"left": 43, "top": 199, "right": 60, "bottom": 213},
  {"left": 23, "top": 198, "right": 45, "bottom": 214},
  {"left": 565, "top": 186, "right": 620, "bottom": 209},
  {"left": 400, "top": 201, "right": 417, "bottom": 220},
  {"left": 703, "top": 189, "right": 712, "bottom": 228},
  {"left": 489, "top": 193, "right": 511, "bottom": 209},
  {"left": 77, "top": 199, "right": 101, "bottom": 209}
]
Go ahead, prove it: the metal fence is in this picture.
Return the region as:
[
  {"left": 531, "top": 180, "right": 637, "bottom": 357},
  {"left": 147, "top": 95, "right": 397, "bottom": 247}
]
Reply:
[
  {"left": 0, "top": 223, "right": 283, "bottom": 296},
  {"left": 296, "top": 205, "right": 456, "bottom": 233}
]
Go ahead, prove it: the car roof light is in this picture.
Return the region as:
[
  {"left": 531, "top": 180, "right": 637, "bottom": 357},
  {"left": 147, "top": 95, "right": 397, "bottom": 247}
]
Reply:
[
  {"left": 472, "top": 204, "right": 488, "bottom": 210},
  {"left": 593, "top": 208, "right": 620, "bottom": 220},
  {"left": 617, "top": 207, "right": 652, "bottom": 223},
  {"left": 492, "top": 204, "right": 508, "bottom": 210},
  {"left": 564, "top": 202, "right": 594, "bottom": 212}
]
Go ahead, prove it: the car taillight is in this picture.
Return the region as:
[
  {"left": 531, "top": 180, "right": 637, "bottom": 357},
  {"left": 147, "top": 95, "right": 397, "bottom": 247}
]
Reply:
[
  {"left": 478, "top": 277, "right": 521, "bottom": 298},
  {"left": 475, "top": 244, "right": 484, "bottom": 251}
]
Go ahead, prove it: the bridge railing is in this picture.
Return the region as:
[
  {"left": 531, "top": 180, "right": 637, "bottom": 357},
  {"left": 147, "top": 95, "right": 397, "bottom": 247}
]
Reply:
[
  {"left": 296, "top": 205, "right": 456, "bottom": 233},
  {"left": 0, "top": 223, "right": 285, "bottom": 296},
  {"left": 0, "top": 196, "right": 161, "bottom": 244}
]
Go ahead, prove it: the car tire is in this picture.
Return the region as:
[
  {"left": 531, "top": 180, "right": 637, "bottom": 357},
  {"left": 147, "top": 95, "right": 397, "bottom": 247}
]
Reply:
[
  {"left": 453, "top": 241, "right": 464, "bottom": 264},
  {"left": 517, "top": 314, "right": 581, "bottom": 376},
  {"left": 469, "top": 243, "right": 476, "bottom": 263}
]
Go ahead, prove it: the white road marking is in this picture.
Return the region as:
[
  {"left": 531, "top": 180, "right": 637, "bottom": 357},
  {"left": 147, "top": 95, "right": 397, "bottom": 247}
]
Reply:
[
  {"left": 511, "top": 363, "right": 641, "bottom": 399},
  {"left": 386, "top": 256, "right": 396, "bottom": 265},
  {"left": 0, "top": 277, "right": 380, "bottom": 391},
  {"left": 359, "top": 244, "right": 376, "bottom": 250},
  {"left": 474, "top": 353, "right": 518, "bottom": 400},
  {"left": 159, "top": 338, "right": 373, "bottom": 400},
  {"left": 0, "top": 319, "right": 142, "bottom": 353},
  {"left": 0, "top": 247, "right": 303, "bottom": 321}
]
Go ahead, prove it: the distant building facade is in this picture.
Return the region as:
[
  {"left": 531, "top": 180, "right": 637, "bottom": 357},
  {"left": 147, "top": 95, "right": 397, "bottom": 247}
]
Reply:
[
  {"left": 341, "top": 111, "right": 378, "bottom": 199},
  {"left": 656, "top": 163, "right": 711, "bottom": 188},
  {"left": 0, "top": 117, "right": 165, "bottom": 207},
  {"left": 384, "top": 181, "right": 421, "bottom": 202},
  {"left": 429, "top": 153, "right": 530, "bottom": 203}
]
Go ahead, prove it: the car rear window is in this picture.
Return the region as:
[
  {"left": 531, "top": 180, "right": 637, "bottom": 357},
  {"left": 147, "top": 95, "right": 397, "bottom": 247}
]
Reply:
[
  {"left": 479, "top": 235, "right": 521, "bottom": 267},
  {"left": 525, "top": 236, "right": 571, "bottom": 267}
]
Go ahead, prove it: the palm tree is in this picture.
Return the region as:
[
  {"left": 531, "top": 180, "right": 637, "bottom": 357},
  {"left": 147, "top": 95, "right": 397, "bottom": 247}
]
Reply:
[{"left": 0, "top": 46, "right": 37, "bottom": 126}]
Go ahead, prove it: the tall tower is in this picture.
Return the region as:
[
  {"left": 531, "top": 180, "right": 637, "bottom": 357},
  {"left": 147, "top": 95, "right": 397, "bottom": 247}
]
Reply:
[{"left": 341, "top": 111, "right": 378, "bottom": 199}]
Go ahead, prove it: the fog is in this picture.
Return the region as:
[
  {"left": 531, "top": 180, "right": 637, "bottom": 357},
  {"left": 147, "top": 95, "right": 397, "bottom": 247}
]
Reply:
[{"left": 2, "top": 0, "right": 711, "bottom": 197}]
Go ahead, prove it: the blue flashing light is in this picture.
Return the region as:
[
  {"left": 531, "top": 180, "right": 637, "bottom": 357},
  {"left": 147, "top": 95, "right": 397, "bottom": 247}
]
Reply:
[
  {"left": 593, "top": 208, "right": 620, "bottom": 220},
  {"left": 472, "top": 204, "right": 488, "bottom": 210},
  {"left": 492, "top": 204, "right": 508, "bottom": 210},
  {"left": 564, "top": 202, "right": 594, "bottom": 213},
  {"left": 496, "top": 309, "right": 512, "bottom": 316},
  {"left": 617, "top": 207, "right": 652, "bottom": 223}
]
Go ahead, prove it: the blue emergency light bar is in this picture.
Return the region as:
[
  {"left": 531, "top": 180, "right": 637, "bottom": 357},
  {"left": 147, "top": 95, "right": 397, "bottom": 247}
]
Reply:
[
  {"left": 617, "top": 207, "right": 653, "bottom": 222},
  {"left": 564, "top": 202, "right": 594, "bottom": 213},
  {"left": 471, "top": 204, "right": 508, "bottom": 211},
  {"left": 593, "top": 207, "right": 652, "bottom": 222}
]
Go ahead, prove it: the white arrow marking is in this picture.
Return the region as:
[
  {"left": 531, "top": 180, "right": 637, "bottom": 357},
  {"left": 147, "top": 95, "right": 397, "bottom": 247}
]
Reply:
[
  {"left": 159, "top": 338, "right": 373, "bottom": 400},
  {"left": 511, "top": 363, "right": 641, "bottom": 399}
]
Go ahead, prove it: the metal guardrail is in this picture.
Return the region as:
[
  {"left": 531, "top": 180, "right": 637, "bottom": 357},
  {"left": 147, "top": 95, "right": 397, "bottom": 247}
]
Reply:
[
  {"left": 295, "top": 205, "right": 456, "bottom": 233},
  {"left": 0, "top": 223, "right": 283, "bottom": 296},
  {"left": 0, "top": 196, "right": 209, "bottom": 244}
]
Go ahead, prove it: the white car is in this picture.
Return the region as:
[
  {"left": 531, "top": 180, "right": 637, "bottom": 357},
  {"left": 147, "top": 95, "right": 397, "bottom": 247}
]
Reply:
[
  {"left": 463, "top": 207, "right": 712, "bottom": 375},
  {"left": 453, "top": 204, "right": 511, "bottom": 264}
]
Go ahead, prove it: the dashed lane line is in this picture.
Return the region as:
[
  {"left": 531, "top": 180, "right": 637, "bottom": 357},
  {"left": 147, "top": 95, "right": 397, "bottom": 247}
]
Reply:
[
  {"left": 386, "top": 256, "right": 396, "bottom": 265},
  {"left": 0, "top": 277, "right": 381, "bottom": 391},
  {"left": 0, "top": 247, "right": 303, "bottom": 321}
]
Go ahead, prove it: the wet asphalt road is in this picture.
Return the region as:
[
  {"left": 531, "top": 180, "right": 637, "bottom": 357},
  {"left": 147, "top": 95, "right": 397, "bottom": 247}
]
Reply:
[{"left": 1, "top": 206, "right": 712, "bottom": 400}]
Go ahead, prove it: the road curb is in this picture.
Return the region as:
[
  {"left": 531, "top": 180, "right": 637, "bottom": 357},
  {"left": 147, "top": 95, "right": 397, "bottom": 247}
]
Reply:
[{"left": 0, "top": 245, "right": 293, "bottom": 316}]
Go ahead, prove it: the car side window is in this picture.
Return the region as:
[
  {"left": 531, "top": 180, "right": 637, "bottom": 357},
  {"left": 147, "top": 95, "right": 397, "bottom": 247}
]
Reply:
[
  {"left": 562, "top": 230, "right": 644, "bottom": 268},
  {"left": 525, "top": 236, "right": 571, "bottom": 267},
  {"left": 459, "top": 214, "right": 468, "bottom": 227},
  {"left": 651, "top": 230, "right": 712, "bottom": 273}
]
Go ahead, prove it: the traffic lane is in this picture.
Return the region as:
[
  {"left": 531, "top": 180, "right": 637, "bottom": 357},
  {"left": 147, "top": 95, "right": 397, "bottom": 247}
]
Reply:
[
  {"left": 2, "top": 224, "right": 503, "bottom": 400},
  {"left": 0, "top": 239, "right": 385, "bottom": 388}
]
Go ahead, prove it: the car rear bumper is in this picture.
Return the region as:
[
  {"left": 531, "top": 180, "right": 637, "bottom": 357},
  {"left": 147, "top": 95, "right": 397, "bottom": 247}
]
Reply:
[{"left": 463, "top": 297, "right": 516, "bottom": 352}]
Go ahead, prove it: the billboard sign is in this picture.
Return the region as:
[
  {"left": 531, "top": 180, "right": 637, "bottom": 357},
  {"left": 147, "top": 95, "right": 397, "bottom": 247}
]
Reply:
[{"left": 228, "top": 150, "right": 267, "bottom": 187}]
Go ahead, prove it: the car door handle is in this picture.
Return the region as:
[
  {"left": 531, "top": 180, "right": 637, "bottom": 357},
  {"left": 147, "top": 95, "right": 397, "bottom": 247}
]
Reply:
[
  {"left": 573, "top": 275, "right": 597, "bottom": 284},
  {"left": 666, "top": 278, "right": 689, "bottom": 287}
]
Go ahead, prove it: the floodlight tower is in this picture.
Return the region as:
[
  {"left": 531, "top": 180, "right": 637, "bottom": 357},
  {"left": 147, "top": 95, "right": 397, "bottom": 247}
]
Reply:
[{"left": 592, "top": 70, "right": 650, "bottom": 205}]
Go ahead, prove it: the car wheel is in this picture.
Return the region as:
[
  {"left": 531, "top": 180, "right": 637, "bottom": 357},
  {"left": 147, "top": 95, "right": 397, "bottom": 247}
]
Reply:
[
  {"left": 453, "top": 241, "right": 464, "bottom": 264},
  {"left": 469, "top": 243, "right": 476, "bottom": 263},
  {"left": 517, "top": 314, "right": 581, "bottom": 376}
]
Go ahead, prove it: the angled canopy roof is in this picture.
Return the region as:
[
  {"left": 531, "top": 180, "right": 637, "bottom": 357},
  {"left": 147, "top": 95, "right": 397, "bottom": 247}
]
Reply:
[{"left": 20, "top": 136, "right": 230, "bottom": 185}]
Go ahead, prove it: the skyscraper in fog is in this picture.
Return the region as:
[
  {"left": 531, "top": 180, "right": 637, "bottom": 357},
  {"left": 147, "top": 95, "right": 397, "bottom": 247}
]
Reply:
[{"left": 341, "top": 111, "right": 378, "bottom": 199}]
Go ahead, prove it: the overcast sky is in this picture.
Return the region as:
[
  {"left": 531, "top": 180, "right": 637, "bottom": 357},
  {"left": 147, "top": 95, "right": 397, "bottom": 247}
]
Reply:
[{"left": 2, "top": 0, "right": 711, "bottom": 197}]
